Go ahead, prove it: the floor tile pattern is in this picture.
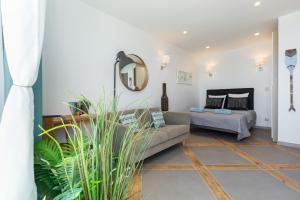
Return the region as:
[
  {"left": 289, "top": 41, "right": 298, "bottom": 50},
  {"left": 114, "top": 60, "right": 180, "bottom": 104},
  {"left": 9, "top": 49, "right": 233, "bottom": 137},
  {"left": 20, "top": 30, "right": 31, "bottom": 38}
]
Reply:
[{"left": 132, "top": 129, "right": 300, "bottom": 200}]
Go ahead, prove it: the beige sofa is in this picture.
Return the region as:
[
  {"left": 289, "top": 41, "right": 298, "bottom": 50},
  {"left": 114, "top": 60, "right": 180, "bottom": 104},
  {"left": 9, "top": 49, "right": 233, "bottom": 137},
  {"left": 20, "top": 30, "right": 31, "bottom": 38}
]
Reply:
[{"left": 113, "top": 108, "right": 190, "bottom": 160}]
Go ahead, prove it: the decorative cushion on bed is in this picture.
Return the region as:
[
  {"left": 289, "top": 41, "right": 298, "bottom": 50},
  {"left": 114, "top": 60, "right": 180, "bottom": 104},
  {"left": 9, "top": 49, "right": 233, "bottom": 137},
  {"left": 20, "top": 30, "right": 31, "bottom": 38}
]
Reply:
[
  {"left": 151, "top": 111, "right": 166, "bottom": 128},
  {"left": 208, "top": 95, "right": 227, "bottom": 108},
  {"left": 228, "top": 93, "right": 249, "bottom": 98},
  {"left": 119, "top": 113, "right": 139, "bottom": 132},
  {"left": 227, "top": 97, "right": 248, "bottom": 110},
  {"left": 214, "top": 109, "right": 233, "bottom": 115},
  {"left": 190, "top": 107, "right": 205, "bottom": 113},
  {"left": 205, "top": 97, "right": 224, "bottom": 109}
]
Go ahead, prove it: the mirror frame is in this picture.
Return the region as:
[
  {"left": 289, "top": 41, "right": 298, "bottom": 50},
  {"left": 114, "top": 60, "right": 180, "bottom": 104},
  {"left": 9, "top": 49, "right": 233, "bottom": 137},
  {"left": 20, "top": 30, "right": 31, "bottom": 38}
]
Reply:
[{"left": 119, "top": 54, "right": 148, "bottom": 92}]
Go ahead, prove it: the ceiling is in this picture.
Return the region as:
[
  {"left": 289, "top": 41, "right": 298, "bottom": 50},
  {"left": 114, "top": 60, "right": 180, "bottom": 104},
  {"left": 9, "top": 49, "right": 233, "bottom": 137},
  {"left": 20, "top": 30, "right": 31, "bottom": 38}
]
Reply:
[{"left": 81, "top": 0, "right": 300, "bottom": 55}]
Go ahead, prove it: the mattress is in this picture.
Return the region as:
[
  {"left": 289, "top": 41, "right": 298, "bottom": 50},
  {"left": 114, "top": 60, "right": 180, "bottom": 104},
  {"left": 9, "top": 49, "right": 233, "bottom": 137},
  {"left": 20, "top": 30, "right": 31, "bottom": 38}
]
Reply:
[{"left": 190, "top": 109, "right": 257, "bottom": 140}]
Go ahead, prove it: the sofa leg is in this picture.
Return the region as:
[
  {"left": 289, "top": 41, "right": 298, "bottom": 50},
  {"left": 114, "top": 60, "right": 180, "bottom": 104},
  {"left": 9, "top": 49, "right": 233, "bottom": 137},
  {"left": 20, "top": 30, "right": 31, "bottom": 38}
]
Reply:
[{"left": 181, "top": 140, "right": 186, "bottom": 147}]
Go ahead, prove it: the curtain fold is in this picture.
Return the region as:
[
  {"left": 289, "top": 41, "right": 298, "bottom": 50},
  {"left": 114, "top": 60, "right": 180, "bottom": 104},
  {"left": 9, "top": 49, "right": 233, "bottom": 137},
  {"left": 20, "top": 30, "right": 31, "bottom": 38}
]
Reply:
[
  {"left": 0, "top": 0, "right": 46, "bottom": 199},
  {"left": 3, "top": 48, "right": 12, "bottom": 99},
  {"left": 3, "top": 51, "right": 43, "bottom": 141}
]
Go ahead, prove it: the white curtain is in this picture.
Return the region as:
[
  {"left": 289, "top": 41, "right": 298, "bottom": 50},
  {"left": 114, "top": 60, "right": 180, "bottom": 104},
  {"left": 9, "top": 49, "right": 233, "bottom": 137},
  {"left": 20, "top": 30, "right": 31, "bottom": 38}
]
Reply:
[{"left": 0, "top": 0, "right": 46, "bottom": 199}]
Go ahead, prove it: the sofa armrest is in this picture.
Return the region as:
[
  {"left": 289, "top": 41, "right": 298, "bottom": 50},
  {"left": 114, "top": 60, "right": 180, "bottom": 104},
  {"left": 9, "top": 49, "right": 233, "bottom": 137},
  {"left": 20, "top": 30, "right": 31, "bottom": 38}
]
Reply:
[{"left": 163, "top": 112, "right": 191, "bottom": 125}]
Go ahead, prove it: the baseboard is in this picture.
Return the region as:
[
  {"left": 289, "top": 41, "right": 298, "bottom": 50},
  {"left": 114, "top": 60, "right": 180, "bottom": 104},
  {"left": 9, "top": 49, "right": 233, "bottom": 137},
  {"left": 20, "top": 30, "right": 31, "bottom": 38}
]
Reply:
[
  {"left": 277, "top": 141, "right": 300, "bottom": 149},
  {"left": 253, "top": 126, "right": 271, "bottom": 130}
]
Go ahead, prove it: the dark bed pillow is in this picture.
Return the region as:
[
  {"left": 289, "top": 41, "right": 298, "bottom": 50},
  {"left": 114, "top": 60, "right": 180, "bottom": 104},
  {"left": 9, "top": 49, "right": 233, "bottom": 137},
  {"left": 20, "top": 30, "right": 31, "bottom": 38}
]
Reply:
[
  {"left": 205, "top": 97, "right": 224, "bottom": 109},
  {"left": 227, "top": 97, "right": 248, "bottom": 110}
]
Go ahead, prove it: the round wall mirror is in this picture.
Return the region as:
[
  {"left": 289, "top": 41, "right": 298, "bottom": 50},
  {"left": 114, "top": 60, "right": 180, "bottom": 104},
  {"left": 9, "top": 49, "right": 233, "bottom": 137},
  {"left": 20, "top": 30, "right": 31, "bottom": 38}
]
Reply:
[{"left": 119, "top": 54, "right": 148, "bottom": 91}]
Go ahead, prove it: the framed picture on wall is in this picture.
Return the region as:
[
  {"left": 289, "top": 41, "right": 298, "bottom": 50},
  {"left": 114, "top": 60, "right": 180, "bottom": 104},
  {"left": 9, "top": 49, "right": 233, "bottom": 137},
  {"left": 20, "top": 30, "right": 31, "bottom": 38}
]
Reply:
[{"left": 176, "top": 71, "right": 192, "bottom": 85}]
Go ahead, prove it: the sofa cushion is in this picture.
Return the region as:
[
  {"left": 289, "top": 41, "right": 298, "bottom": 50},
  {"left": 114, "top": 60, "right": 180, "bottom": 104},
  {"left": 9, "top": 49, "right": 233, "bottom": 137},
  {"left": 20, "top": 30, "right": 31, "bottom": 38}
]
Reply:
[
  {"left": 117, "top": 109, "right": 138, "bottom": 118},
  {"left": 159, "top": 125, "right": 189, "bottom": 139},
  {"left": 151, "top": 111, "right": 166, "bottom": 128},
  {"left": 115, "top": 109, "right": 145, "bottom": 128},
  {"left": 139, "top": 107, "right": 161, "bottom": 128},
  {"left": 109, "top": 108, "right": 159, "bottom": 128},
  {"left": 147, "top": 129, "right": 170, "bottom": 147},
  {"left": 119, "top": 113, "right": 139, "bottom": 132},
  {"left": 148, "top": 125, "right": 189, "bottom": 147},
  {"left": 107, "top": 109, "right": 137, "bottom": 121}
]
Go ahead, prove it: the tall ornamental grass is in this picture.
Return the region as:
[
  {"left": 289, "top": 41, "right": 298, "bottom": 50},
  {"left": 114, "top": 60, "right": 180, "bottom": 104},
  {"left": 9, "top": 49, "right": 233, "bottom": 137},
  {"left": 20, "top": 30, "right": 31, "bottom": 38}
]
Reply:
[{"left": 34, "top": 97, "right": 150, "bottom": 200}]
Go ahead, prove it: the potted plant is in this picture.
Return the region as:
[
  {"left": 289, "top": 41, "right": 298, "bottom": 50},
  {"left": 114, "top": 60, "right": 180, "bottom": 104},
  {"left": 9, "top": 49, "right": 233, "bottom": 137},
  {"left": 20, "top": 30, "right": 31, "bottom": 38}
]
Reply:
[
  {"left": 78, "top": 95, "right": 92, "bottom": 115},
  {"left": 68, "top": 96, "right": 92, "bottom": 116},
  {"left": 34, "top": 97, "right": 150, "bottom": 200}
]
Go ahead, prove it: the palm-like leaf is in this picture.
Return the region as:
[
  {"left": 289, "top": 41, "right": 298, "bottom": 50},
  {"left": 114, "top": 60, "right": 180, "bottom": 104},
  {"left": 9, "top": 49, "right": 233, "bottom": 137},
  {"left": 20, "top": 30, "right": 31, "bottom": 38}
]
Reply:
[
  {"left": 34, "top": 139, "right": 63, "bottom": 198},
  {"left": 53, "top": 187, "right": 82, "bottom": 200}
]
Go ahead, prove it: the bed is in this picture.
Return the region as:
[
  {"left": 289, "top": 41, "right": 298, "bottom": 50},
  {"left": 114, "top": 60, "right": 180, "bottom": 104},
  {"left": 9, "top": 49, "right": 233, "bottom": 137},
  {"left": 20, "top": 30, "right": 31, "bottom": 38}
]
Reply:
[{"left": 191, "top": 88, "right": 257, "bottom": 140}]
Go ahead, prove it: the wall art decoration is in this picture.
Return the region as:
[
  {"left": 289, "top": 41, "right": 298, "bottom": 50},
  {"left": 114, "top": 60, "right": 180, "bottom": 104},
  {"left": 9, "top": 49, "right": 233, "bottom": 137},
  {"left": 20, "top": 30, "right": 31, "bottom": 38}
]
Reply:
[
  {"left": 176, "top": 71, "right": 192, "bottom": 85},
  {"left": 285, "top": 49, "right": 297, "bottom": 112}
]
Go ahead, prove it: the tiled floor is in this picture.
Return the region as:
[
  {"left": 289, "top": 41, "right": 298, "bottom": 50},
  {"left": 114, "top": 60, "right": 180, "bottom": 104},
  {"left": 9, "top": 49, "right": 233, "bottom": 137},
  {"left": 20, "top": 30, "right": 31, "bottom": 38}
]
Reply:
[{"left": 135, "top": 128, "right": 300, "bottom": 200}]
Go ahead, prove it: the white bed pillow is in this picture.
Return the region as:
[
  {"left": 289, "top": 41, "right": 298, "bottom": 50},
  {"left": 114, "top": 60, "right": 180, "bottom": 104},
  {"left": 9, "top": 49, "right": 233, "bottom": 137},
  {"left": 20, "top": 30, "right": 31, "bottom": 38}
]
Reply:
[
  {"left": 208, "top": 95, "right": 226, "bottom": 108},
  {"left": 228, "top": 93, "right": 249, "bottom": 98}
]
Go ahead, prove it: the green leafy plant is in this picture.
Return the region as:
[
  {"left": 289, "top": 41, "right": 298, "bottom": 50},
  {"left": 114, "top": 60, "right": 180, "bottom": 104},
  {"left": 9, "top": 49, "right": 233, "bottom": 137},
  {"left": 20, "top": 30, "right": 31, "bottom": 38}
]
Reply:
[
  {"left": 78, "top": 95, "right": 92, "bottom": 114},
  {"left": 34, "top": 97, "right": 150, "bottom": 200}
]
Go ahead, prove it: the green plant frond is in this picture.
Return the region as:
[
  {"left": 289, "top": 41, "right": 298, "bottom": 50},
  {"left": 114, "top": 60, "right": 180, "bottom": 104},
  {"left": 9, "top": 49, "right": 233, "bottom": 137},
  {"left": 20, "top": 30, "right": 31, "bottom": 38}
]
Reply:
[
  {"left": 53, "top": 187, "right": 82, "bottom": 200},
  {"left": 35, "top": 139, "right": 62, "bottom": 165},
  {"left": 60, "top": 144, "right": 75, "bottom": 157},
  {"left": 34, "top": 140, "right": 63, "bottom": 199},
  {"left": 55, "top": 156, "right": 79, "bottom": 185}
]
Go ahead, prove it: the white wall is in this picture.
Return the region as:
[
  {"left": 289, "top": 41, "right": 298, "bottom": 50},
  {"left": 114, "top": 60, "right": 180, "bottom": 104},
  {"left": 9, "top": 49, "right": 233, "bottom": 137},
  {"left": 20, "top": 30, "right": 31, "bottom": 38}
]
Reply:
[
  {"left": 196, "top": 39, "right": 273, "bottom": 127},
  {"left": 278, "top": 11, "right": 300, "bottom": 146},
  {"left": 43, "top": 0, "right": 199, "bottom": 115}
]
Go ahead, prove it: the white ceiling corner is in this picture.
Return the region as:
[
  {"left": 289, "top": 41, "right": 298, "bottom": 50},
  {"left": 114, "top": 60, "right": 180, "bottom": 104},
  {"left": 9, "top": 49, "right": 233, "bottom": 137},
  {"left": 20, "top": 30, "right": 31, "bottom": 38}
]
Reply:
[{"left": 80, "top": 0, "right": 300, "bottom": 56}]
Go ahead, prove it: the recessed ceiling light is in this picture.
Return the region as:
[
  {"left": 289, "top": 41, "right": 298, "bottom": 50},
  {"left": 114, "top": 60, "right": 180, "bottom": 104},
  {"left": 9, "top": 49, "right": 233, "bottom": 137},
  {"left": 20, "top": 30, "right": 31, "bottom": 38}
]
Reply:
[
  {"left": 254, "top": 32, "right": 260, "bottom": 36},
  {"left": 254, "top": 1, "right": 262, "bottom": 7},
  {"left": 206, "top": 46, "right": 210, "bottom": 49},
  {"left": 182, "top": 30, "right": 188, "bottom": 35}
]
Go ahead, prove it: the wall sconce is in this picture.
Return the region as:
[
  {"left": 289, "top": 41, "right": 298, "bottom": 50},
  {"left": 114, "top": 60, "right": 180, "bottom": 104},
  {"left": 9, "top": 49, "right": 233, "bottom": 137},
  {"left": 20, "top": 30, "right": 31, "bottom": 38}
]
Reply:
[
  {"left": 255, "top": 56, "right": 266, "bottom": 72},
  {"left": 161, "top": 55, "right": 170, "bottom": 70},
  {"left": 256, "top": 63, "right": 264, "bottom": 71},
  {"left": 206, "top": 63, "right": 216, "bottom": 77}
]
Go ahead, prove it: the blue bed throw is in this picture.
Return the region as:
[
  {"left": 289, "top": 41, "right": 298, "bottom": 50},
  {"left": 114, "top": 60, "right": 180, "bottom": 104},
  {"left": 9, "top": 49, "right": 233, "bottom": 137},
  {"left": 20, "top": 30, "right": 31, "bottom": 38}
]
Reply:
[
  {"left": 190, "top": 107, "right": 205, "bottom": 113},
  {"left": 214, "top": 109, "right": 232, "bottom": 115}
]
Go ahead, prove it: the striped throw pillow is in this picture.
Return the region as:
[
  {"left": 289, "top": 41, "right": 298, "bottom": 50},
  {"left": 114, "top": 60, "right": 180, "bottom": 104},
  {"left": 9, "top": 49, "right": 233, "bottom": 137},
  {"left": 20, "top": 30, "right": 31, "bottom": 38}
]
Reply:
[
  {"left": 119, "top": 113, "right": 139, "bottom": 132},
  {"left": 227, "top": 97, "right": 248, "bottom": 110},
  {"left": 205, "top": 97, "right": 224, "bottom": 109},
  {"left": 151, "top": 111, "right": 166, "bottom": 129}
]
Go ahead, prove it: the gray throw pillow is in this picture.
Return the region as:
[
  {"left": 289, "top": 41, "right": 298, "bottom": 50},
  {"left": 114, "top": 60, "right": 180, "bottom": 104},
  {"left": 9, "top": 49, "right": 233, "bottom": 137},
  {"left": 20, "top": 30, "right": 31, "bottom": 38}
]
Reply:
[{"left": 151, "top": 111, "right": 166, "bottom": 129}]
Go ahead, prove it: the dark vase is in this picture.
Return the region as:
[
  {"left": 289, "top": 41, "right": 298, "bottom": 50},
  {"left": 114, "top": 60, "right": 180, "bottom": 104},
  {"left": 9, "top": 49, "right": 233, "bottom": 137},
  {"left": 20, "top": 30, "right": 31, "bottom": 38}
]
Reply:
[{"left": 161, "top": 83, "right": 169, "bottom": 111}]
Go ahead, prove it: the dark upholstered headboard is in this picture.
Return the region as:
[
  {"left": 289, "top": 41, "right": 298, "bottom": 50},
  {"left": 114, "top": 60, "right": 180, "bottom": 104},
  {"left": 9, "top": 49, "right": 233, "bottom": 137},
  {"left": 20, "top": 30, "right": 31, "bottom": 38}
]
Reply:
[{"left": 206, "top": 88, "right": 254, "bottom": 110}]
